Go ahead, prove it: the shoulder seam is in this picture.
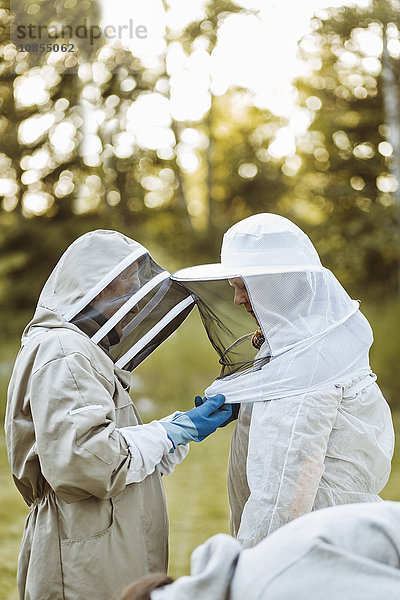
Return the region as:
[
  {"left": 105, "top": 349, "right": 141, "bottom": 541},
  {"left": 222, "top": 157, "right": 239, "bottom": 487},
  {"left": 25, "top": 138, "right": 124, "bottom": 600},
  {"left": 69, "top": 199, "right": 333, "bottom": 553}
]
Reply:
[{"left": 32, "top": 349, "right": 114, "bottom": 387}]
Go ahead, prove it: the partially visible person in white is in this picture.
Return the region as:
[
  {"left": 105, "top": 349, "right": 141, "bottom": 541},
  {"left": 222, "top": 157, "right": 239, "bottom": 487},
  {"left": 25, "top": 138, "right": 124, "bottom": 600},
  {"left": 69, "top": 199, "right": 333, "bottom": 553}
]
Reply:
[
  {"left": 120, "top": 501, "right": 400, "bottom": 600},
  {"left": 172, "top": 213, "right": 395, "bottom": 548}
]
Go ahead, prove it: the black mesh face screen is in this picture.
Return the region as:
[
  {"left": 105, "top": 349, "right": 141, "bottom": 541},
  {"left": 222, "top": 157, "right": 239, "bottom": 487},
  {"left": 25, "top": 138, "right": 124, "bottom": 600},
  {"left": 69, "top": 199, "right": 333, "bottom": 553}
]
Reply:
[
  {"left": 180, "top": 279, "right": 270, "bottom": 379},
  {"left": 122, "top": 303, "right": 194, "bottom": 371},
  {"left": 110, "top": 278, "right": 193, "bottom": 369},
  {"left": 72, "top": 255, "right": 195, "bottom": 371}
]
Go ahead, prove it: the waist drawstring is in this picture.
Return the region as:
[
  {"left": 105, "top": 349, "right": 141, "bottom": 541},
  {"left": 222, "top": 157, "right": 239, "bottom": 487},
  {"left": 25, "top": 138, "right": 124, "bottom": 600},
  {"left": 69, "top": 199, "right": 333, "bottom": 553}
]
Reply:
[{"left": 342, "top": 373, "right": 377, "bottom": 399}]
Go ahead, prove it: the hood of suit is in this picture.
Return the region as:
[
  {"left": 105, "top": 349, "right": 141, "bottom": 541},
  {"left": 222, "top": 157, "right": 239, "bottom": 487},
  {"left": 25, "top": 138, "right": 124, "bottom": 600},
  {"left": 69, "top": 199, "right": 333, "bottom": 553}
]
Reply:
[{"left": 23, "top": 230, "right": 194, "bottom": 371}]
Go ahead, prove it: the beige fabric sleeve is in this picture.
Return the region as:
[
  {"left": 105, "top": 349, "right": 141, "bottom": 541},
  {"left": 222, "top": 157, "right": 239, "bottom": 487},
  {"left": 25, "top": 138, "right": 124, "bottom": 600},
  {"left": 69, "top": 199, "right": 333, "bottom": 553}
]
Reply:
[{"left": 30, "top": 352, "right": 132, "bottom": 502}]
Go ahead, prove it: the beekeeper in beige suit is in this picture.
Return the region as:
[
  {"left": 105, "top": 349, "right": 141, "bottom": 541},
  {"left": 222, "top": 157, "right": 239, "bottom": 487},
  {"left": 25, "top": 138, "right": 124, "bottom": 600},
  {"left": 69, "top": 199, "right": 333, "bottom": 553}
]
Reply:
[{"left": 5, "top": 230, "right": 232, "bottom": 600}]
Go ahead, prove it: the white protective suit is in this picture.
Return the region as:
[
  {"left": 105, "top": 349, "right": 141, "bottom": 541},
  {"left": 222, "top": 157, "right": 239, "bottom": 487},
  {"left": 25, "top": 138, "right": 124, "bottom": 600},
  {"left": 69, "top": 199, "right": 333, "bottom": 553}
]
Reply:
[
  {"left": 151, "top": 501, "right": 400, "bottom": 600},
  {"left": 5, "top": 230, "right": 193, "bottom": 600},
  {"left": 172, "top": 214, "right": 395, "bottom": 547}
]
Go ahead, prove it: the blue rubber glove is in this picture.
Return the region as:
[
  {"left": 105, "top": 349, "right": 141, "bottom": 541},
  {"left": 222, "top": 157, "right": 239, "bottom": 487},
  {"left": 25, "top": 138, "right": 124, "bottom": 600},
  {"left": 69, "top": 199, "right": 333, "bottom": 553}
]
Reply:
[
  {"left": 195, "top": 395, "right": 240, "bottom": 427},
  {"left": 160, "top": 394, "right": 231, "bottom": 449}
]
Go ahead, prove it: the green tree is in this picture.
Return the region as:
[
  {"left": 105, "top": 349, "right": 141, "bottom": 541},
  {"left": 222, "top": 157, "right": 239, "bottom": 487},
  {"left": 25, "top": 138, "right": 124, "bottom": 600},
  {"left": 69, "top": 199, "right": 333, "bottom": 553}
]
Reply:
[
  {"left": 87, "top": 0, "right": 288, "bottom": 259},
  {"left": 0, "top": 0, "right": 103, "bottom": 329},
  {"left": 0, "top": 0, "right": 289, "bottom": 329},
  {"left": 293, "top": 1, "right": 400, "bottom": 295}
]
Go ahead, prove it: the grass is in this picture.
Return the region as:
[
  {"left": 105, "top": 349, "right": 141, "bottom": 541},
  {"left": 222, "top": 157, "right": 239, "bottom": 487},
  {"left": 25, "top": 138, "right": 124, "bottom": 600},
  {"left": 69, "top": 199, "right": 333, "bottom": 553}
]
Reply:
[
  {"left": 0, "top": 435, "right": 27, "bottom": 600},
  {"left": 0, "top": 297, "right": 399, "bottom": 594},
  {"left": 163, "top": 423, "right": 234, "bottom": 578},
  {"left": 362, "top": 298, "right": 400, "bottom": 407}
]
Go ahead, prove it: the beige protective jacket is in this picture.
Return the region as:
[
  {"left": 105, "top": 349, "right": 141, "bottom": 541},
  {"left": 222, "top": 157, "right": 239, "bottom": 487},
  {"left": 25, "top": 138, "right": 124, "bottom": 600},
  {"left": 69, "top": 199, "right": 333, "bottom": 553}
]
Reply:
[{"left": 5, "top": 231, "right": 174, "bottom": 600}]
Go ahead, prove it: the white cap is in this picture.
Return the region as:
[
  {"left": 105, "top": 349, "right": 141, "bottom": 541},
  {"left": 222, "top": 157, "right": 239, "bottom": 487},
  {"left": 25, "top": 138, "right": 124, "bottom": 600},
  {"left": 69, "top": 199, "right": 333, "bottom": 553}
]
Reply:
[{"left": 172, "top": 213, "right": 322, "bottom": 281}]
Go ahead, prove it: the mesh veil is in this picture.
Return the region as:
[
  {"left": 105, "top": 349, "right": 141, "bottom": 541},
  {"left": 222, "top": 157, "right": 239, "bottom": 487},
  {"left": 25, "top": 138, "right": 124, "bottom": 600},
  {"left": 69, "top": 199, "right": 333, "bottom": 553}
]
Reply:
[
  {"left": 181, "top": 279, "right": 271, "bottom": 379},
  {"left": 70, "top": 252, "right": 194, "bottom": 371},
  {"left": 172, "top": 214, "right": 374, "bottom": 403}
]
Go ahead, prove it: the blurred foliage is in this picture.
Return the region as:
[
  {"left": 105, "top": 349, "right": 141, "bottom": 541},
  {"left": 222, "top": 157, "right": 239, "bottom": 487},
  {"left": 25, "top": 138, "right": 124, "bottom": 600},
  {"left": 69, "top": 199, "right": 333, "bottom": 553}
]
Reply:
[
  {"left": 0, "top": 0, "right": 289, "bottom": 327},
  {"left": 292, "top": 0, "right": 400, "bottom": 295},
  {"left": 0, "top": 0, "right": 399, "bottom": 334}
]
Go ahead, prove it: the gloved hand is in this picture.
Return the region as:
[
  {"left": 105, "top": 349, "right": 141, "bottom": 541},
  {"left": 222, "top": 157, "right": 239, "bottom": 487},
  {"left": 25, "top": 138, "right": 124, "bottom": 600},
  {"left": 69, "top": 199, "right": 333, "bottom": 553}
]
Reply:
[
  {"left": 160, "top": 394, "right": 231, "bottom": 450},
  {"left": 195, "top": 395, "right": 240, "bottom": 427}
]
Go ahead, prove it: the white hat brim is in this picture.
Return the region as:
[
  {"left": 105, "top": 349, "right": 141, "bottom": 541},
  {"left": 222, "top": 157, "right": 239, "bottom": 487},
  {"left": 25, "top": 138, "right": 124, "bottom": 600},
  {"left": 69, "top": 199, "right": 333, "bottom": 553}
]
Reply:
[{"left": 172, "top": 263, "right": 324, "bottom": 281}]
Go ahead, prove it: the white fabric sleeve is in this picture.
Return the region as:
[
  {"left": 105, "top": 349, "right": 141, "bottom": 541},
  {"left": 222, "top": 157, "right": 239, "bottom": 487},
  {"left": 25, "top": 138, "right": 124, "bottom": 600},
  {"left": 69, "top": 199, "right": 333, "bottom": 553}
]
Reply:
[
  {"left": 117, "top": 421, "right": 173, "bottom": 484},
  {"left": 152, "top": 534, "right": 241, "bottom": 600},
  {"left": 237, "top": 386, "right": 341, "bottom": 548},
  {"left": 158, "top": 443, "right": 190, "bottom": 476}
]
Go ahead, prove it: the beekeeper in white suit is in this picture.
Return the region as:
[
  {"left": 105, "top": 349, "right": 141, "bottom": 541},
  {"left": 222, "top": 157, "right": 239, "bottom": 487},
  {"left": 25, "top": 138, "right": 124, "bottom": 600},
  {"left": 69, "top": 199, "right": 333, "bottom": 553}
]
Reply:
[
  {"left": 172, "top": 213, "right": 395, "bottom": 548},
  {"left": 5, "top": 230, "right": 232, "bottom": 600}
]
